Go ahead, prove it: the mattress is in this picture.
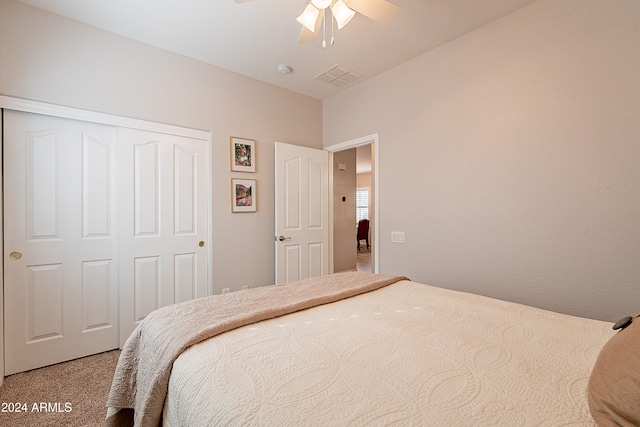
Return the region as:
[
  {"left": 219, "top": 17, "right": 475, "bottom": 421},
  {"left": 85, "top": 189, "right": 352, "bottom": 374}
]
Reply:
[{"left": 163, "top": 280, "right": 613, "bottom": 426}]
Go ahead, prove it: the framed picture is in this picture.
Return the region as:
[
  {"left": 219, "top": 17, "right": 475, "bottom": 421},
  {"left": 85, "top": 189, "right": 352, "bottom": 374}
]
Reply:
[
  {"left": 230, "top": 137, "right": 256, "bottom": 172},
  {"left": 231, "top": 178, "right": 257, "bottom": 213}
]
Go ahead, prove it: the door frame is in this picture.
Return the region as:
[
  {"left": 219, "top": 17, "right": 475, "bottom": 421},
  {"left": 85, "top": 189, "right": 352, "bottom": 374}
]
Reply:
[
  {"left": 325, "top": 133, "right": 379, "bottom": 274},
  {"left": 0, "top": 96, "right": 213, "bottom": 378}
]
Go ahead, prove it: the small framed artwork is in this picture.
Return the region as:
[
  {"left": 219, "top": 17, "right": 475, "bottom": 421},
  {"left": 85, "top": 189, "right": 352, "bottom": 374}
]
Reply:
[
  {"left": 230, "top": 137, "right": 256, "bottom": 172},
  {"left": 231, "top": 178, "right": 257, "bottom": 213}
]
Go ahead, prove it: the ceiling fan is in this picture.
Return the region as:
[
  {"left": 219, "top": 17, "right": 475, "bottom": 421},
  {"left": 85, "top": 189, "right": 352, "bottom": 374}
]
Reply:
[
  {"left": 296, "top": 0, "right": 400, "bottom": 46},
  {"left": 235, "top": 0, "right": 401, "bottom": 47}
]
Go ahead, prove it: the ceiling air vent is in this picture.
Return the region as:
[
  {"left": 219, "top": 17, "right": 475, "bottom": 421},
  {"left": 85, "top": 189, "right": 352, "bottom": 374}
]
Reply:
[{"left": 314, "top": 65, "right": 361, "bottom": 87}]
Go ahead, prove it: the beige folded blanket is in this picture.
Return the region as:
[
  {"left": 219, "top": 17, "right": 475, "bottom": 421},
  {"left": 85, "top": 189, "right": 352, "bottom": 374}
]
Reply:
[{"left": 105, "top": 271, "right": 408, "bottom": 427}]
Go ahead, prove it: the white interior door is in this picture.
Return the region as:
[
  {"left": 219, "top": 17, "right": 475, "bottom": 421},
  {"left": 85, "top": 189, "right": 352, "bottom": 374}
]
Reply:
[
  {"left": 275, "top": 142, "right": 329, "bottom": 284},
  {"left": 4, "top": 111, "right": 119, "bottom": 375},
  {"left": 118, "top": 128, "right": 209, "bottom": 346}
]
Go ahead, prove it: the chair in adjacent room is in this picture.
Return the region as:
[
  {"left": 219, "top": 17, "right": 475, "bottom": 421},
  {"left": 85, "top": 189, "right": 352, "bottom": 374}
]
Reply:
[{"left": 357, "top": 218, "right": 370, "bottom": 251}]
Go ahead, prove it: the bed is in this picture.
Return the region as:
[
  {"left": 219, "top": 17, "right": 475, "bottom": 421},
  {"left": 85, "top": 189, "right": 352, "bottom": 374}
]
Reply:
[{"left": 105, "top": 271, "right": 637, "bottom": 426}]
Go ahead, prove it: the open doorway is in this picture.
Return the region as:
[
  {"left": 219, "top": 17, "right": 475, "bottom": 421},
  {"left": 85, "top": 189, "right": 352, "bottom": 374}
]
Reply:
[{"left": 326, "top": 134, "right": 379, "bottom": 274}]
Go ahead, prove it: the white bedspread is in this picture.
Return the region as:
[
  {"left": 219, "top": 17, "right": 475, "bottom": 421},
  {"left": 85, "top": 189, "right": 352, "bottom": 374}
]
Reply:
[{"left": 164, "top": 280, "right": 613, "bottom": 426}]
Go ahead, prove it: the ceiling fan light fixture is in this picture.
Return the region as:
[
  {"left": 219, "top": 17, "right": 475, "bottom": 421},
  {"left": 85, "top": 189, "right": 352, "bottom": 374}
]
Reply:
[
  {"left": 331, "top": 0, "right": 356, "bottom": 29},
  {"left": 296, "top": 4, "right": 320, "bottom": 32},
  {"left": 311, "top": 0, "right": 333, "bottom": 10}
]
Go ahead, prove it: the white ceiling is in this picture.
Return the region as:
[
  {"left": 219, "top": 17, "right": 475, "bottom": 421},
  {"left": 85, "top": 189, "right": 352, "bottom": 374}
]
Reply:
[{"left": 14, "top": 0, "right": 539, "bottom": 100}]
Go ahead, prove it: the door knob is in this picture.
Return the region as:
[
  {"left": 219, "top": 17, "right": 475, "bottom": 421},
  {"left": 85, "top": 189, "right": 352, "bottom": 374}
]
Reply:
[
  {"left": 199, "top": 241, "right": 205, "bottom": 247},
  {"left": 10, "top": 251, "right": 22, "bottom": 260},
  {"left": 277, "top": 236, "right": 291, "bottom": 242}
]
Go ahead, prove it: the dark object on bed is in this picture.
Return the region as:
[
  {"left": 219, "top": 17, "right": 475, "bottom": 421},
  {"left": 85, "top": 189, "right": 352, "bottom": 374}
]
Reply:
[
  {"left": 612, "top": 315, "right": 633, "bottom": 331},
  {"left": 588, "top": 314, "right": 640, "bottom": 426}
]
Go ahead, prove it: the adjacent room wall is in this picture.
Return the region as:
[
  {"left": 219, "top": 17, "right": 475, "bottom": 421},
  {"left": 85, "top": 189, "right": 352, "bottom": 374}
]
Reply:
[
  {"left": 0, "top": 0, "right": 323, "bottom": 293},
  {"left": 324, "top": 0, "right": 640, "bottom": 322},
  {"left": 332, "top": 149, "right": 357, "bottom": 272}
]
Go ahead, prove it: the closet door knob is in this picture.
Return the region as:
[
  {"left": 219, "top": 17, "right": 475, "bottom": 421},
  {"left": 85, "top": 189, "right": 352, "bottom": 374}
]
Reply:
[
  {"left": 10, "top": 251, "right": 22, "bottom": 260},
  {"left": 199, "top": 241, "right": 205, "bottom": 247}
]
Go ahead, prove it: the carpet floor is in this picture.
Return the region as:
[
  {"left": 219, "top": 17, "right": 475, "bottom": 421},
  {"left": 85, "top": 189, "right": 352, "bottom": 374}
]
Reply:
[{"left": 0, "top": 350, "right": 120, "bottom": 427}]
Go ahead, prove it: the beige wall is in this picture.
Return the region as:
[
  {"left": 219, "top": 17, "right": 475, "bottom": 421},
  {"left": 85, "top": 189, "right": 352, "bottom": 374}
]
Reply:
[
  {"left": 0, "top": 0, "right": 323, "bottom": 293},
  {"left": 357, "top": 172, "right": 371, "bottom": 190},
  {"left": 333, "top": 149, "right": 357, "bottom": 272},
  {"left": 324, "top": 0, "right": 640, "bottom": 322}
]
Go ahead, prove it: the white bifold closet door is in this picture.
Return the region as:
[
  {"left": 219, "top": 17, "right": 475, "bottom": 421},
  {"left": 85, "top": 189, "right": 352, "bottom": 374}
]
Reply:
[
  {"left": 4, "top": 110, "right": 209, "bottom": 374},
  {"left": 4, "top": 111, "right": 119, "bottom": 375},
  {"left": 117, "top": 128, "right": 209, "bottom": 346}
]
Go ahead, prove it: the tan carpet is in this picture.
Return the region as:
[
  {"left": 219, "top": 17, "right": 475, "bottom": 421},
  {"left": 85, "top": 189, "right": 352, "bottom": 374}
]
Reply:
[{"left": 0, "top": 350, "right": 120, "bottom": 427}]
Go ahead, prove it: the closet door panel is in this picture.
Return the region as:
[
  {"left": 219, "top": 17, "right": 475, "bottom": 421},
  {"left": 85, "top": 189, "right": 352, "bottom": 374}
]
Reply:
[
  {"left": 118, "top": 128, "right": 209, "bottom": 346},
  {"left": 4, "top": 110, "right": 118, "bottom": 375}
]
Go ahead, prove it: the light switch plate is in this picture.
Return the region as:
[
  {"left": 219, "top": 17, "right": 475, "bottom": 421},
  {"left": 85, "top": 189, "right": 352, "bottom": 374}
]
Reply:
[{"left": 391, "top": 231, "right": 405, "bottom": 243}]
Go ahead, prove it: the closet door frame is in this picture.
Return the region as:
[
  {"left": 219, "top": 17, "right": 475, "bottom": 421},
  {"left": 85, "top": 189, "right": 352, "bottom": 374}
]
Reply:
[{"left": 0, "top": 96, "right": 213, "bottom": 379}]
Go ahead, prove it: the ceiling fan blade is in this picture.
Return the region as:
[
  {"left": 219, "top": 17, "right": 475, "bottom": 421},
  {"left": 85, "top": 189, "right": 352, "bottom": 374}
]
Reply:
[
  {"left": 346, "top": 0, "right": 400, "bottom": 23},
  {"left": 297, "top": 9, "right": 324, "bottom": 44}
]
